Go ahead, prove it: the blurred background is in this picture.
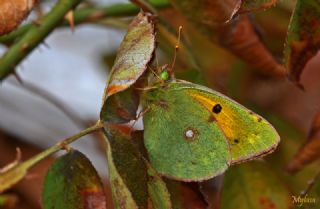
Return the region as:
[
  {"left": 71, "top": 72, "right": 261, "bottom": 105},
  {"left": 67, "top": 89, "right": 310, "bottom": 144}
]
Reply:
[{"left": 1, "top": 0, "right": 320, "bottom": 208}]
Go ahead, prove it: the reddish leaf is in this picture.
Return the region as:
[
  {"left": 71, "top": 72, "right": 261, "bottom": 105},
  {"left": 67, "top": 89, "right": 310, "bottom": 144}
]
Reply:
[
  {"left": 239, "top": 0, "right": 278, "bottom": 13},
  {"left": 170, "top": 0, "right": 241, "bottom": 25},
  {"left": 0, "top": 0, "right": 37, "bottom": 35},
  {"left": 42, "top": 150, "right": 107, "bottom": 209},
  {"left": 287, "top": 112, "right": 320, "bottom": 173},
  {"left": 218, "top": 15, "right": 286, "bottom": 77},
  {"left": 170, "top": 0, "right": 286, "bottom": 77},
  {"left": 100, "top": 11, "right": 155, "bottom": 124},
  {"left": 104, "top": 11, "right": 155, "bottom": 98},
  {"left": 199, "top": 175, "right": 224, "bottom": 209},
  {"left": 166, "top": 180, "right": 206, "bottom": 209},
  {"left": 284, "top": 0, "right": 320, "bottom": 85}
]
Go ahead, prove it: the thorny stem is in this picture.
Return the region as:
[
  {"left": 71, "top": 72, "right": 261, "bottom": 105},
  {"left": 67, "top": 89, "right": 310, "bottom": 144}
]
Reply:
[
  {"left": 0, "top": 0, "right": 83, "bottom": 80},
  {"left": 0, "top": 1, "right": 170, "bottom": 81}
]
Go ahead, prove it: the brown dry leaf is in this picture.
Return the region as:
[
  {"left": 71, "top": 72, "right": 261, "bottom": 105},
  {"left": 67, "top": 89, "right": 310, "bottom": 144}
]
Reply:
[
  {"left": 166, "top": 180, "right": 206, "bottom": 209},
  {"left": 169, "top": 0, "right": 286, "bottom": 78},
  {"left": 170, "top": 0, "right": 241, "bottom": 25},
  {"left": 287, "top": 112, "right": 320, "bottom": 173},
  {"left": 239, "top": 0, "right": 278, "bottom": 13},
  {"left": 218, "top": 15, "right": 286, "bottom": 77},
  {"left": 284, "top": 0, "right": 320, "bottom": 85},
  {"left": 0, "top": 0, "right": 37, "bottom": 35}
]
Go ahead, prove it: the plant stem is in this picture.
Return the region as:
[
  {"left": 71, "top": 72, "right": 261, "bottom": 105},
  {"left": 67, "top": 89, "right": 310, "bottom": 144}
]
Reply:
[
  {"left": 0, "top": 1, "right": 170, "bottom": 81},
  {"left": 0, "top": 0, "right": 83, "bottom": 80},
  {"left": 23, "top": 120, "right": 104, "bottom": 168}
]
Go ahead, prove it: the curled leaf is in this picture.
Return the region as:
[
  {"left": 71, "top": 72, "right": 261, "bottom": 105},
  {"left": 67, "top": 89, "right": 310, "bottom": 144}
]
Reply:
[
  {"left": 42, "top": 150, "right": 106, "bottom": 209},
  {"left": 0, "top": 149, "right": 27, "bottom": 193},
  {"left": 222, "top": 161, "right": 292, "bottom": 209},
  {"left": 100, "top": 11, "right": 155, "bottom": 124},
  {"left": 100, "top": 87, "right": 140, "bottom": 124},
  {"left": 239, "top": 0, "right": 278, "bottom": 13},
  {"left": 170, "top": 0, "right": 286, "bottom": 77},
  {"left": 0, "top": 0, "right": 37, "bottom": 35},
  {"left": 287, "top": 112, "right": 320, "bottom": 173},
  {"left": 104, "top": 11, "right": 155, "bottom": 98},
  {"left": 0, "top": 194, "right": 18, "bottom": 208},
  {"left": 284, "top": 0, "right": 320, "bottom": 84},
  {"left": 166, "top": 180, "right": 206, "bottom": 209},
  {"left": 199, "top": 175, "right": 224, "bottom": 209},
  {"left": 218, "top": 15, "right": 286, "bottom": 77}
]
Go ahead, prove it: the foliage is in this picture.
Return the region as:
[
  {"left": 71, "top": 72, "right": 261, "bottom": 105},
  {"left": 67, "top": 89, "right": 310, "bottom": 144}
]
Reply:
[{"left": 0, "top": 0, "right": 320, "bottom": 209}]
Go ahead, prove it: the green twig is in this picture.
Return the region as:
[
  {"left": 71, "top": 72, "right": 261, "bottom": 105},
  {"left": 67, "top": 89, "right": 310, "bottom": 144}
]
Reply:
[
  {"left": 23, "top": 120, "right": 104, "bottom": 168},
  {"left": 0, "top": 2, "right": 170, "bottom": 45},
  {"left": 0, "top": 121, "right": 103, "bottom": 193},
  {"left": 0, "top": 1, "right": 170, "bottom": 81}
]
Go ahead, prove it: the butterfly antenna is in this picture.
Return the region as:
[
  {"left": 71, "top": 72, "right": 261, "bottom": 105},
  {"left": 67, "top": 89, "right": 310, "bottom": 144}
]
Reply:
[
  {"left": 170, "top": 26, "right": 182, "bottom": 74},
  {"left": 148, "top": 65, "right": 162, "bottom": 81}
]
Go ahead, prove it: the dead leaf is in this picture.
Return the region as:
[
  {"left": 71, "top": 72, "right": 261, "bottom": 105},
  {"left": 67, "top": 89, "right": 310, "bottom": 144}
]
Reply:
[
  {"left": 170, "top": 0, "right": 241, "bottom": 25},
  {"left": 287, "top": 112, "right": 320, "bottom": 173},
  {"left": 239, "top": 0, "right": 278, "bottom": 13},
  {"left": 218, "top": 15, "right": 286, "bottom": 77},
  {"left": 199, "top": 175, "right": 224, "bottom": 209},
  {"left": 170, "top": 0, "right": 286, "bottom": 77},
  {"left": 284, "top": 0, "right": 320, "bottom": 85},
  {"left": 0, "top": 0, "right": 37, "bottom": 35}
]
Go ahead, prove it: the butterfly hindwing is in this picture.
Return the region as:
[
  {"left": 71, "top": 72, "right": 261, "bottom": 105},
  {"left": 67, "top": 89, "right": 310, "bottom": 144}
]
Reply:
[
  {"left": 143, "top": 85, "right": 231, "bottom": 181},
  {"left": 171, "top": 82, "right": 280, "bottom": 164}
]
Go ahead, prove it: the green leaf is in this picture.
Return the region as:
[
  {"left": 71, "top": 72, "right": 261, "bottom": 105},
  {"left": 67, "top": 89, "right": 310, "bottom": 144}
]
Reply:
[
  {"left": 240, "top": 0, "right": 277, "bottom": 13},
  {"left": 103, "top": 11, "right": 155, "bottom": 98},
  {"left": 100, "top": 87, "right": 140, "bottom": 123},
  {"left": 104, "top": 126, "right": 172, "bottom": 209},
  {"left": 42, "top": 150, "right": 106, "bottom": 209},
  {"left": 147, "top": 166, "right": 172, "bottom": 209},
  {"left": 0, "top": 152, "right": 28, "bottom": 193},
  {"left": 100, "top": 11, "right": 155, "bottom": 124},
  {"left": 104, "top": 126, "right": 147, "bottom": 209},
  {"left": 284, "top": 0, "right": 320, "bottom": 84},
  {"left": 221, "top": 161, "right": 292, "bottom": 209}
]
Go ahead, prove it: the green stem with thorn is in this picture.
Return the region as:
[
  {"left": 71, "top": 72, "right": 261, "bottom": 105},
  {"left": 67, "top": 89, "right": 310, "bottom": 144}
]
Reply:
[{"left": 0, "top": 0, "right": 83, "bottom": 80}]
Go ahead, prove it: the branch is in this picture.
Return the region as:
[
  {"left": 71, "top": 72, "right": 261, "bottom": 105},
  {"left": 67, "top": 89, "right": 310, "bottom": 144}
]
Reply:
[
  {"left": 0, "top": 120, "right": 104, "bottom": 193},
  {"left": 0, "top": 0, "right": 83, "bottom": 81},
  {"left": 0, "top": 2, "right": 170, "bottom": 45}
]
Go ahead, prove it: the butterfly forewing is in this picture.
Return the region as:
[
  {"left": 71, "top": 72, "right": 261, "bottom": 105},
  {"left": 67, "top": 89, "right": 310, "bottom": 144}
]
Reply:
[{"left": 173, "top": 82, "right": 280, "bottom": 164}]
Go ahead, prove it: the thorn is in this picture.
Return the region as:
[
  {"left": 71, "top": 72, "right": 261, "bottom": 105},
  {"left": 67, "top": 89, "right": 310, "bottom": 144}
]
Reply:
[
  {"left": 42, "top": 41, "right": 50, "bottom": 49},
  {"left": 62, "top": 144, "right": 72, "bottom": 153},
  {"left": 13, "top": 70, "right": 23, "bottom": 84},
  {"left": 65, "top": 10, "right": 75, "bottom": 33},
  {"left": 15, "top": 147, "right": 22, "bottom": 162},
  {"left": 32, "top": 19, "right": 42, "bottom": 26}
]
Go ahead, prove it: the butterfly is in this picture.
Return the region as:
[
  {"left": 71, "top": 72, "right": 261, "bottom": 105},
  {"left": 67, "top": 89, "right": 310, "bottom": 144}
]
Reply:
[{"left": 142, "top": 70, "right": 280, "bottom": 182}]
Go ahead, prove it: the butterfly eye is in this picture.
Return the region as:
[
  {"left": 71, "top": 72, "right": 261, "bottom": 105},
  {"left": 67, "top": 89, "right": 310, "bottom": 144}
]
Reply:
[
  {"left": 160, "top": 70, "right": 169, "bottom": 81},
  {"left": 234, "top": 139, "right": 239, "bottom": 144},
  {"left": 212, "top": 104, "right": 222, "bottom": 114}
]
